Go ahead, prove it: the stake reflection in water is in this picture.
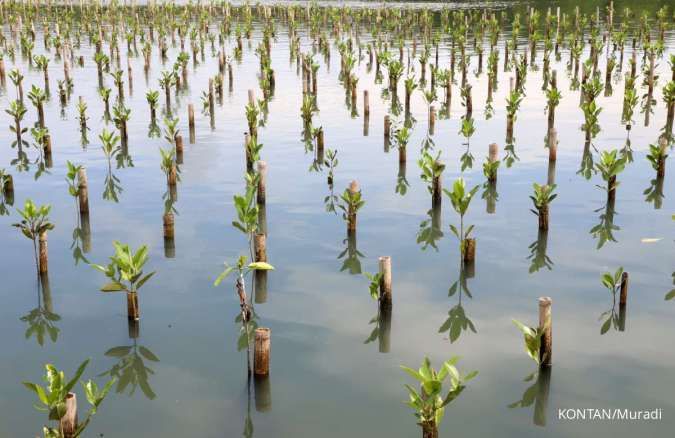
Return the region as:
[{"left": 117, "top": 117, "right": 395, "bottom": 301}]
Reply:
[{"left": 21, "top": 272, "right": 60, "bottom": 346}]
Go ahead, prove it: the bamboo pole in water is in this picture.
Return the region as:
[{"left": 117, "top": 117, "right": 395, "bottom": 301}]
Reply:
[
  {"left": 60, "top": 393, "right": 77, "bottom": 438},
  {"left": 620, "top": 271, "right": 629, "bottom": 306},
  {"left": 254, "top": 327, "right": 271, "bottom": 376},
  {"left": 539, "top": 297, "right": 552, "bottom": 367},
  {"left": 78, "top": 167, "right": 89, "bottom": 215},
  {"left": 38, "top": 231, "right": 49, "bottom": 274}
]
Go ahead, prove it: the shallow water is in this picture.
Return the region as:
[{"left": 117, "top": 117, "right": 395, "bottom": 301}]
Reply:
[{"left": 0, "top": 2, "right": 674, "bottom": 437}]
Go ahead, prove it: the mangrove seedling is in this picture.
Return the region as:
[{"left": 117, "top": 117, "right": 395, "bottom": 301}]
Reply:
[
  {"left": 363, "top": 271, "right": 383, "bottom": 301},
  {"left": 418, "top": 150, "right": 445, "bottom": 206},
  {"left": 482, "top": 158, "right": 500, "bottom": 183},
  {"left": 512, "top": 319, "right": 549, "bottom": 365},
  {"left": 12, "top": 199, "right": 54, "bottom": 272},
  {"left": 146, "top": 90, "right": 159, "bottom": 120},
  {"left": 214, "top": 255, "right": 273, "bottom": 371},
  {"left": 401, "top": 357, "right": 477, "bottom": 438},
  {"left": 594, "top": 149, "right": 627, "bottom": 202},
  {"left": 27, "top": 85, "right": 47, "bottom": 128},
  {"left": 7, "top": 99, "right": 28, "bottom": 148},
  {"left": 159, "top": 147, "right": 179, "bottom": 186},
  {"left": 90, "top": 241, "right": 155, "bottom": 320},
  {"left": 529, "top": 183, "right": 557, "bottom": 231},
  {"left": 444, "top": 178, "right": 479, "bottom": 260},
  {"left": 23, "top": 359, "right": 114, "bottom": 438},
  {"left": 646, "top": 142, "right": 668, "bottom": 178},
  {"left": 338, "top": 181, "right": 365, "bottom": 234}
]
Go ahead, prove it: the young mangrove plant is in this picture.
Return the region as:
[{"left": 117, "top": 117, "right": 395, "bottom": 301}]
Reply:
[
  {"left": 12, "top": 199, "right": 54, "bottom": 274},
  {"left": 401, "top": 357, "right": 477, "bottom": 438},
  {"left": 214, "top": 255, "right": 273, "bottom": 372},
  {"left": 595, "top": 149, "right": 627, "bottom": 203},
  {"left": 7, "top": 99, "right": 28, "bottom": 148},
  {"left": 27, "top": 85, "right": 47, "bottom": 128},
  {"left": 418, "top": 150, "right": 445, "bottom": 206},
  {"left": 23, "top": 359, "right": 114, "bottom": 438},
  {"left": 512, "top": 318, "right": 549, "bottom": 366},
  {"left": 160, "top": 147, "right": 179, "bottom": 187},
  {"left": 646, "top": 141, "right": 668, "bottom": 179},
  {"left": 530, "top": 183, "right": 557, "bottom": 231},
  {"left": 505, "top": 86, "right": 523, "bottom": 140},
  {"left": 482, "top": 157, "right": 500, "bottom": 184},
  {"left": 443, "top": 178, "right": 479, "bottom": 263},
  {"left": 146, "top": 90, "right": 160, "bottom": 121},
  {"left": 232, "top": 173, "right": 261, "bottom": 257},
  {"left": 90, "top": 241, "right": 155, "bottom": 321},
  {"left": 338, "top": 181, "right": 365, "bottom": 235}
]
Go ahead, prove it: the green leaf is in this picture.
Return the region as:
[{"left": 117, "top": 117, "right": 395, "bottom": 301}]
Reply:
[
  {"left": 101, "top": 282, "right": 125, "bottom": 292},
  {"left": 400, "top": 365, "right": 425, "bottom": 383},
  {"left": 214, "top": 267, "right": 234, "bottom": 286},
  {"left": 665, "top": 289, "right": 675, "bottom": 301},
  {"left": 135, "top": 271, "right": 156, "bottom": 290},
  {"left": 248, "top": 262, "right": 274, "bottom": 271},
  {"left": 22, "top": 382, "right": 49, "bottom": 406}
]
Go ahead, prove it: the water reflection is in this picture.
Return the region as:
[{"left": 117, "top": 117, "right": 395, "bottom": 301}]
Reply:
[
  {"left": 527, "top": 229, "right": 553, "bottom": 274},
  {"left": 364, "top": 304, "right": 392, "bottom": 354},
  {"left": 482, "top": 180, "right": 498, "bottom": 214},
  {"left": 643, "top": 176, "right": 665, "bottom": 209},
  {"left": 338, "top": 232, "right": 363, "bottom": 275},
  {"left": 99, "top": 337, "right": 160, "bottom": 400},
  {"left": 666, "top": 273, "right": 675, "bottom": 301},
  {"left": 599, "top": 293, "right": 627, "bottom": 334},
  {"left": 589, "top": 200, "right": 620, "bottom": 249},
  {"left": 416, "top": 204, "right": 443, "bottom": 251},
  {"left": 439, "top": 262, "right": 476, "bottom": 343},
  {"left": 20, "top": 273, "right": 60, "bottom": 346},
  {"left": 395, "top": 161, "right": 409, "bottom": 196},
  {"left": 508, "top": 367, "right": 552, "bottom": 427}
]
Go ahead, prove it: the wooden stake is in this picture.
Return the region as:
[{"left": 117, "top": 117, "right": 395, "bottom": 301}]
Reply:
[
  {"left": 429, "top": 105, "right": 436, "bottom": 134},
  {"left": 175, "top": 134, "right": 184, "bottom": 164},
  {"left": 163, "top": 212, "right": 175, "bottom": 239},
  {"left": 127, "top": 291, "right": 140, "bottom": 320},
  {"left": 378, "top": 256, "right": 392, "bottom": 306},
  {"left": 619, "top": 271, "right": 629, "bottom": 306},
  {"left": 254, "top": 327, "right": 271, "bottom": 375},
  {"left": 38, "top": 231, "right": 48, "bottom": 274},
  {"left": 188, "top": 103, "right": 195, "bottom": 143},
  {"left": 254, "top": 233, "right": 267, "bottom": 262},
  {"left": 257, "top": 160, "right": 267, "bottom": 205},
  {"left": 489, "top": 143, "right": 499, "bottom": 163},
  {"left": 539, "top": 297, "right": 552, "bottom": 367},
  {"left": 548, "top": 128, "right": 557, "bottom": 162},
  {"left": 363, "top": 89, "right": 370, "bottom": 116},
  {"left": 384, "top": 115, "right": 390, "bottom": 139},
  {"left": 462, "top": 238, "right": 476, "bottom": 262},
  {"left": 78, "top": 167, "right": 89, "bottom": 215},
  {"left": 59, "top": 393, "right": 77, "bottom": 438}
]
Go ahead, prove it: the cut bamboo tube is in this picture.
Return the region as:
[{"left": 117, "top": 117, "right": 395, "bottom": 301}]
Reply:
[
  {"left": 254, "top": 327, "right": 271, "bottom": 375},
  {"left": 378, "top": 256, "right": 392, "bottom": 306},
  {"left": 620, "top": 271, "right": 629, "bottom": 306},
  {"left": 539, "top": 297, "right": 552, "bottom": 367},
  {"left": 78, "top": 167, "right": 89, "bottom": 215},
  {"left": 59, "top": 393, "right": 77, "bottom": 438},
  {"left": 38, "top": 231, "right": 48, "bottom": 274},
  {"left": 257, "top": 160, "right": 267, "bottom": 205},
  {"left": 254, "top": 233, "right": 267, "bottom": 262}
]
